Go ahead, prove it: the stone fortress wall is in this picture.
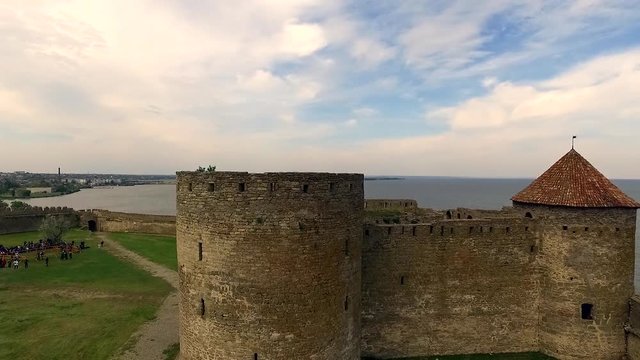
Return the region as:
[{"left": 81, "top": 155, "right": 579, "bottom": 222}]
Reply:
[
  {"left": 79, "top": 210, "right": 176, "bottom": 235},
  {"left": 361, "top": 208, "right": 539, "bottom": 358},
  {"left": 364, "top": 199, "right": 417, "bottom": 210},
  {"left": 362, "top": 203, "right": 636, "bottom": 360},
  {"left": 514, "top": 204, "right": 636, "bottom": 360},
  {"left": 171, "top": 170, "right": 638, "bottom": 360},
  {"left": 0, "top": 206, "right": 78, "bottom": 235},
  {"left": 176, "top": 172, "right": 364, "bottom": 360}
]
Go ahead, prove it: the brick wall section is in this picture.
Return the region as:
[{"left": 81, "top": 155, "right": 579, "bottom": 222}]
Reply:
[
  {"left": 0, "top": 207, "right": 78, "bottom": 235},
  {"left": 361, "top": 217, "right": 539, "bottom": 358},
  {"left": 514, "top": 204, "right": 636, "bottom": 360},
  {"left": 80, "top": 210, "right": 176, "bottom": 235},
  {"left": 365, "top": 199, "right": 417, "bottom": 210},
  {"left": 176, "top": 172, "right": 364, "bottom": 360}
]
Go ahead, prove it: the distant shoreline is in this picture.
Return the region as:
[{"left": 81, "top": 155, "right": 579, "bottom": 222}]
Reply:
[{"left": 364, "top": 177, "right": 404, "bottom": 181}]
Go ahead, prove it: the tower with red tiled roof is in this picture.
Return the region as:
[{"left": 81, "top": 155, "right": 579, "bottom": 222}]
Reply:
[{"left": 512, "top": 149, "right": 639, "bottom": 360}]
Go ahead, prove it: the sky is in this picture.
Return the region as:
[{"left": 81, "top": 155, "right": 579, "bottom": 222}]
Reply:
[{"left": 1, "top": 0, "right": 640, "bottom": 177}]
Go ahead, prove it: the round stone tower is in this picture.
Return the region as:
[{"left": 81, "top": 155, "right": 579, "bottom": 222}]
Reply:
[
  {"left": 512, "top": 149, "right": 640, "bottom": 360},
  {"left": 176, "top": 171, "right": 363, "bottom": 360}
]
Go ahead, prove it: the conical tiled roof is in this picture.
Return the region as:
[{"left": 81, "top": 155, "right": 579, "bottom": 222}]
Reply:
[{"left": 512, "top": 149, "right": 640, "bottom": 208}]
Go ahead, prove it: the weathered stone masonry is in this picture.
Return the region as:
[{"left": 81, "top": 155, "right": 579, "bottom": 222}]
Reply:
[
  {"left": 175, "top": 149, "right": 639, "bottom": 360},
  {"left": 79, "top": 210, "right": 176, "bottom": 235},
  {"left": 361, "top": 212, "right": 540, "bottom": 358},
  {"left": 176, "top": 172, "right": 363, "bottom": 360},
  {"left": 0, "top": 207, "right": 78, "bottom": 235}
]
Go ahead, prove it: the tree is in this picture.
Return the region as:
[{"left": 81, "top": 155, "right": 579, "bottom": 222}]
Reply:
[
  {"left": 0, "top": 178, "right": 18, "bottom": 194},
  {"left": 14, "top": 189, "right": 31, "bottom": 198},
  {"left": 196, "top": 165, "right": 216, "bottom": 172},
  {"left": 10, "top": 201, "right": 31, "bottom": 210},
  {"left": 0, "top": 201, "right": 8, "bottom": 211},
  {"left": 40, "top": 215, "right": 71, "bottom": 244}
]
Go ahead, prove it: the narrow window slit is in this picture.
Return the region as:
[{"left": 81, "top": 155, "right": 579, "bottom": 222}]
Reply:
[
  {"left": 302, "top": 184, "right": 309, "bottom": 193},
  {"left": 207, "top": 183, "right": 215, "bottom": 192},
  {"left": 198, "top": 242, "right": 203, "bottom": 261},
  {"left": 238, "top": 182, "right": 246, "bottom": 192},
  {"left": 581, "top": 303, "right": 593, "bottom": 320},
  {"left": 200, "top": 298, "right": 205, "bottom": 317}
]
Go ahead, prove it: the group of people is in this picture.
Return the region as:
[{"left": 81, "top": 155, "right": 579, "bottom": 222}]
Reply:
[
  {"left": 0, "top": 254, "right": 24, "bottom": 269},
  {"left": 0, "top": 239, "right": 88, "bottom": 270}
]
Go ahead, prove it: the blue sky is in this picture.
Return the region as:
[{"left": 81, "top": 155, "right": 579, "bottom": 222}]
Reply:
[{"left": 1, "top": 0, "right": 640, "bottom": 177}]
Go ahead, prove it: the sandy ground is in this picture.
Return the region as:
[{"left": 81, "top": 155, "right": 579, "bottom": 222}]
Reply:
[{"left": 98, "top": 233, "right": 180, "bottom": 360}]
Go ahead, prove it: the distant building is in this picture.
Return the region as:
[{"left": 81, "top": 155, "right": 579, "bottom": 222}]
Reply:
[{"left": 26, "top": 187, "right": 51, "bottom": 194}]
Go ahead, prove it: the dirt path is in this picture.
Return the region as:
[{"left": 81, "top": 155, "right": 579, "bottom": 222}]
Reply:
[{"left": 97, "top": 233, "right": 179, "bottom": 360}]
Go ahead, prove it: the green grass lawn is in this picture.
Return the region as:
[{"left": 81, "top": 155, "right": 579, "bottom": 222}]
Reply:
[
  {"left": 108, "top": 232, "right": 177, "bottom": 271},
  {"left": 0, "top": 230, "right": 173, "bottom": 360},
  {"left": 364, "top": 353, "right": 554, "bottom": 360}
]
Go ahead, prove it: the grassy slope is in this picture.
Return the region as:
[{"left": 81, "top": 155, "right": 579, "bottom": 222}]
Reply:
[
  {"left": 108, "top": 232, "right": 177, "bottom": 271},
  {"left": 0, "top": 230, "right": 172, "bottom": 360}
]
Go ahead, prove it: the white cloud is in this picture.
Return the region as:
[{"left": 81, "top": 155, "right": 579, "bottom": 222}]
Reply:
[
  {"left": 349, "top": 38, "right": 396, "bottom": 66},
  {"left": 0, "top": 0, "right": 344, "bottom": 173},
  {"left": 0, "top": 0, "right": 639, "bottom": 178},
  {"left": 395, "top": 0, "right": 640, "bottom": 80},
  {"left": 353, "top": 107, "right": 378, "bottom": 117},
  {"left": 482, "top": 77, "right": 498, "bottom": 88},
  {"left": 401, "top": 48, "right": 640, "bottom": 177},
  {"left": 277, "top": 20, "right": 327, "bottom": 57},
  {"left": 344, "top": 118, "right": 358, "bottom": 127}
]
